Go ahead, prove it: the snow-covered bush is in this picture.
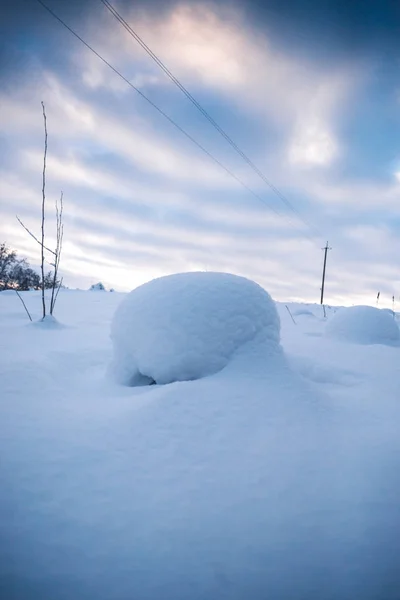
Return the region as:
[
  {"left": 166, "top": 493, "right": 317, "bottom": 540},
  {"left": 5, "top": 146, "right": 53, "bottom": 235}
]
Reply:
[
  {"left": 110, "top": 272, "right": 280, "bottom": 386},
  {"left": 89, "top": 282, "right": 106, "bottom": 291},
  {"left": 325, "top": 305, "right": 400, "bottom": 345}
]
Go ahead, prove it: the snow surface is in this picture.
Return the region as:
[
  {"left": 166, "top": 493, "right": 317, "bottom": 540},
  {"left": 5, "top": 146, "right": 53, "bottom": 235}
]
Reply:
[
  {"left": 1, "top": 288, "right": 400, "bottom": 600},
  {"left": 110, "top": 272, "right": 280, "bottom": 385},
  {"left": 325, "top": 304, "right": 400, "bottom": 345}
]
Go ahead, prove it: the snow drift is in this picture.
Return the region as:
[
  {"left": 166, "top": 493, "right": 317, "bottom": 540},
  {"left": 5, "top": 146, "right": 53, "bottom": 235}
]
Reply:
[
  {"left": 110, "top": 271, "right": 280, "bottom": 385},
  {"left": 3, "top": 291, "right": 400, "bottom": 599},
  {"left": 325, "top": 305, "right": 400, "bottom": 345}
]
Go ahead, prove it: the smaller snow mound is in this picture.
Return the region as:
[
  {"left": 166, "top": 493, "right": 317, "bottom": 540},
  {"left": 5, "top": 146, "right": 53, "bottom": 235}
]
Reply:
[
  {"left": 31, "top": 315, "right": 66, "bottom": 329},
  {"left": 325, "top": 305, "right": 400, "bottom": 345},
  {"left": 110, "top": 272, "right": 280, "bottom": 386},
  {"left": 381, "top": 308, "right": 395, "bottom": 317}
]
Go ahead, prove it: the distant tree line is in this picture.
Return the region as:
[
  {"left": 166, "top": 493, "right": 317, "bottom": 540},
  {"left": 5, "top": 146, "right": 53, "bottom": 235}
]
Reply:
[{"left": 0, "top": 243, "right": 60, "bottom": 292}]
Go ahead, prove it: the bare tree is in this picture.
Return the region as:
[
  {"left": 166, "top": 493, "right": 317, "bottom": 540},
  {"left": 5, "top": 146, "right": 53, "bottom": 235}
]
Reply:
[
  {"left": 0, "top": 243, "right": 17, "bottom": 289},
  {"left": 16, "top": 102, "right": 64, "bottom": 321}
]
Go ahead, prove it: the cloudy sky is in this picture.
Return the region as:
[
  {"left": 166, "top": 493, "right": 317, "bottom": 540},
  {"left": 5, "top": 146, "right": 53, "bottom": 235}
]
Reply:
[{"left": 1, "top": 0, "right": 400, "bottom": 305}]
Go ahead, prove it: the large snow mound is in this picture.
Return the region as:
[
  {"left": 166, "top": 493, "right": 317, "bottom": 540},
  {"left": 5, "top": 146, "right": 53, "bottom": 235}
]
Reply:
[
  {"left": 110, "top": 271, "right": 280, "bottom": 385},
  {"left": 325, "top": 305, "right": 400, "bottom": 345}
]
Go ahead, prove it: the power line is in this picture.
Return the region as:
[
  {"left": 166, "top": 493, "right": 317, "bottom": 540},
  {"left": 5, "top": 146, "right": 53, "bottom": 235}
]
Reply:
[
  {"left": 34, "top": 0, "right": 318, "bottom": 244},
  {"left": 99, "top": 0, "right": 323, "bottom": 241}
]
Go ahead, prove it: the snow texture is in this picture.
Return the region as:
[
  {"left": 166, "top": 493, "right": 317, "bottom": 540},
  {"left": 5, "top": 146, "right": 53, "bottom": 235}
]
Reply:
[
  {"left": 110, "top": 271, "right": 280, "bottom": 385},
  {"left": 325, "top": 304, "right": 400, "bottom": 345},
  {"left": 2, "top": 289, "right": 400, "bottom": 600},
  {"left": 292, "top": 307, "right": 315, "bottom": 317}
]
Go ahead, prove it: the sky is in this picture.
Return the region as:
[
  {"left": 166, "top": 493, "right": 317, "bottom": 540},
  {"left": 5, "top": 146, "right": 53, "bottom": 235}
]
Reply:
[{"left": 1, "top": 0, "right": 400, "bottom": 305}]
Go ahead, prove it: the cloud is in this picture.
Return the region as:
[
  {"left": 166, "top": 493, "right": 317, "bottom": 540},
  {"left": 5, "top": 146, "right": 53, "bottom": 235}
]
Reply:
[
  {"left": 323, "top": 223, "right": 400, "bottom": 306},
  {"left": 2, "top": 73, "right": 249, "bottom": 188},
  {"left": 87, "top": 3, "right": 357, "bottom": 108},
  {"left": 288, "top": 118, "right": 337, "bottom": 166},
  {"left": 0, "top": 0, "right": 397, "bottom": 306},
  {"left": 78, "top": 0, "right": 358, "bottom": 167},
  {"left": 301, "top": 176, "right": 400, "bottom": 213}
]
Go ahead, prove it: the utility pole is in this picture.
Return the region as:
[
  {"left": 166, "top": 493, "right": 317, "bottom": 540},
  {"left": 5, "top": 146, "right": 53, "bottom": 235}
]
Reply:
[{"left": 320, "top": 241, "right": 331, "bottom": 305}]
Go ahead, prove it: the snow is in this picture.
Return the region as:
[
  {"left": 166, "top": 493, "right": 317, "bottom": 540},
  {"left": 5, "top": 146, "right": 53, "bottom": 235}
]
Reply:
[
  {"left": 1, "top": 285, "right": 400, "bottom": 599},
  {"left": 110, "top": 272, "right": 280, "bottom": 385},
  {"left": 325, "top": 304, "right": 400, "bottom": 345},
  {"left": 89, "top": 282, "right": 106, "bottom": 291},
  {"left": 292, "top": 307, "right": 315, "bottom": 317}
]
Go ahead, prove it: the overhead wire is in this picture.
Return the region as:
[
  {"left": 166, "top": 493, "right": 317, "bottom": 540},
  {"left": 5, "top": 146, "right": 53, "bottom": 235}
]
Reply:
[
  {"left": 35, "top": 0, "right": 320, "bottom": 244},
  {"left": 99, "top": 0, "right": 323, "bottom": 242}
]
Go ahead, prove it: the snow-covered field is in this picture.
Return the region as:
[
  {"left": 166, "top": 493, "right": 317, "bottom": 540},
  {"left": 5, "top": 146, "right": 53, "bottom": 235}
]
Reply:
[{"left": 1, "top": 283, "right": 400, "bottom": 600}]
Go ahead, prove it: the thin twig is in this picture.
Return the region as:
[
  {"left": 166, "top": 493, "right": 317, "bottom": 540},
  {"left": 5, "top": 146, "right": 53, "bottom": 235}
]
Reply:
[
  {"left": 50, "top": 191, "right": 63, "bottom": 314},
  {"left": 285, "top": 305, "right": 296, "bottom": 325},
  {"left": 53, "top": 276, "right": 63, "bottom": 311},
  {"left": 16, "top": 216, "right": 56, "bottom": 256},
  {"left": 41, "top": 101, "right": 47, "bottom": 319},
  {"left": 15, "top": 290, "right": 32, "bottom": 321}
]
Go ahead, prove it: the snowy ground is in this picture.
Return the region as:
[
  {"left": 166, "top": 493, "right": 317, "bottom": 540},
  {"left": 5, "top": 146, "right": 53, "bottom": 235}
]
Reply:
[{"left": 1, "top": 289, "right": 400, "bottom": 599}]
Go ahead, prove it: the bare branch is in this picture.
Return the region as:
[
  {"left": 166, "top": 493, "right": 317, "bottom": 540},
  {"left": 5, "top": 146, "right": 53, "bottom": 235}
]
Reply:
[
  {"left": 285, "top": 305, "right": 297, "bottom": 325},
  {"left": 15, "top": 290, "right": 32, "bottom": 322},
  {"left": 52, "top": 276, "right": 63, "bottom": 313},
  {"left": 50, "top": 190, "right": 64, "bottom": 314},
  {"left": 16, "top": 216, "right": 56, "bottom": 256}
]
